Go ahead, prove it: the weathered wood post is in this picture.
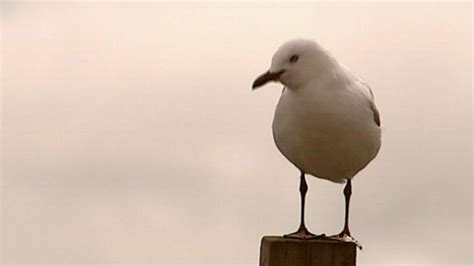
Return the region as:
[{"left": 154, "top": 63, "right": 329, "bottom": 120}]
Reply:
[{"left": 260, "top": 236, "right": 356, "bottom": 266}]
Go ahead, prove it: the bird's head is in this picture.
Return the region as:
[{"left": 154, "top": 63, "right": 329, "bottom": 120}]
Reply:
[{"left": 252, "top": 39, "right": 335, "bottom": 90}]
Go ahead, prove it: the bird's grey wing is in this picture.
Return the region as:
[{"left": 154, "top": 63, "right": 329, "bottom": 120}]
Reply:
[
  {"left": 370, "top": 100, "right": 381, "bottom": 127},
  {"left": 355, "top": 76, "right": 381, "bottom": 126}
]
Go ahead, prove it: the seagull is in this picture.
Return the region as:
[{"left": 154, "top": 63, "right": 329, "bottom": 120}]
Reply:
[{"left": 252, "top": 39, "right": 381, "bottom": 248}]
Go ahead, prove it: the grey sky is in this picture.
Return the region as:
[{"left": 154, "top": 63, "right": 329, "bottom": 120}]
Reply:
[{"left": 1, "top": 2, "right": 472, "bottom": 265}]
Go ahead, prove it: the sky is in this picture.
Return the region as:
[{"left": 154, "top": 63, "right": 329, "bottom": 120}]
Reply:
[{"left": 1, "top": 2, "right": 472, "bottom": 265}]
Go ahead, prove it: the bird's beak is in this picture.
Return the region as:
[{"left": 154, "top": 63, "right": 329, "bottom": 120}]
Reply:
[{"left": 252, "top": 70, "right": 285, "bottom": 90}]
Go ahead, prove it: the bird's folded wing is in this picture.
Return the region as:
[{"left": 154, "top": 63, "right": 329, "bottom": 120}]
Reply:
[
  {"left": 370, "top": 101, "right": 381, "bottom": 127},
  {"left": 356, "top": 77, "right": 381, "bottom": 127}
]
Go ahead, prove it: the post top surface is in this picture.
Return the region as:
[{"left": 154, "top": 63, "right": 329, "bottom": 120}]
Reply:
[{"left": 262, "top": 235, "right": 357, "bottom": 247}]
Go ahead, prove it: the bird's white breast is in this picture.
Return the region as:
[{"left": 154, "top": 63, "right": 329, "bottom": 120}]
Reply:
[{"left": 272, "top": 76, "right": 381, "bottom": 183}]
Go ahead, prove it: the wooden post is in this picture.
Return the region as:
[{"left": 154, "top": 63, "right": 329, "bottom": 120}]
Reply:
[{"left": 260, "top": 236, "right": 356, "bottom": 266}]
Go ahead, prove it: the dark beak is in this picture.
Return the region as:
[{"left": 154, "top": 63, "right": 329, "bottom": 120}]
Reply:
[{"left": 252, "top": 70, "right": 285, "bottom": 90}]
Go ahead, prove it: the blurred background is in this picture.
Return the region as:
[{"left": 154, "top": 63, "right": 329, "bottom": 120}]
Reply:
[{"left": 1, "top": 2, "right": 472, "bottom": 265}]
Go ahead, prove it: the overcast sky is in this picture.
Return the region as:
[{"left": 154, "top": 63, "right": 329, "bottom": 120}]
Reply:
[{"left": 1, "top": 2, "right": 472, "bottom": 265}]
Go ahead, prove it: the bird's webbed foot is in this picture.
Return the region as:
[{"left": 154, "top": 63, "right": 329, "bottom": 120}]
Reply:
[
  {"left": 326, "top": 231, "right": 363, "bottom": 250},
  {"left": 284, "top": 226, "right": 326, "bottom": 240}
]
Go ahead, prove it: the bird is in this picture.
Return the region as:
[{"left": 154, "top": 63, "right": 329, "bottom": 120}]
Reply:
[{"left": 252, "top": 39, "right": 381, "bottom": 248}]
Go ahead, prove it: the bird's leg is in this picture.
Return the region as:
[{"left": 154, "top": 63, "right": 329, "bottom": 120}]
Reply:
[
  {"left": 341, "top": 178, "right": 352, "bottom": 237},
  {"left": 329, "top": 179, "right": 363, "bottom": 249},
  {"left": 284, "top": 171, "right": 324, "bottom": 239}
]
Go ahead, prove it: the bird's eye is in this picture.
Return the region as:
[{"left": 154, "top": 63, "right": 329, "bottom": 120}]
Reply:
[{"left": 289, "top": 55, "right": 299, "bottom": 63}]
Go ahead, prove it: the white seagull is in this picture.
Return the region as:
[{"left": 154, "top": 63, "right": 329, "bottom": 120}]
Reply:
[{"left": 252, "top": 39, "right": 381, "bottom": 247}]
